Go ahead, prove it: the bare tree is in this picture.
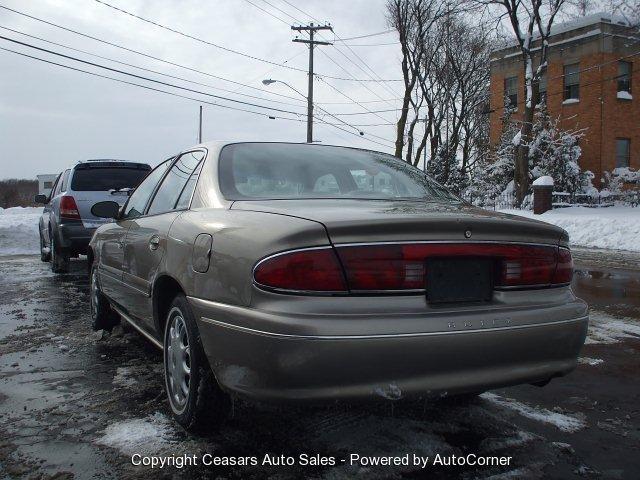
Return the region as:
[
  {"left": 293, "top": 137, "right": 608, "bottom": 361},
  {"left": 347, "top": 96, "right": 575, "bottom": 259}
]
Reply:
[
  {"left": 387, "top": 0, "right": 491, "bottom": 189},
  {"left": 386, "top": 0, "right": 450, "bottom": 160},
  {"left": 478, "top": 0, "right": 565, "bottom": 204}
]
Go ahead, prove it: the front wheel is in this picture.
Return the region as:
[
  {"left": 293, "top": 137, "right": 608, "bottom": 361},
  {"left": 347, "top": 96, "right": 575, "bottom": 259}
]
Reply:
[{"left": 163, "top": 294, "right": 230, "bottom": 432}]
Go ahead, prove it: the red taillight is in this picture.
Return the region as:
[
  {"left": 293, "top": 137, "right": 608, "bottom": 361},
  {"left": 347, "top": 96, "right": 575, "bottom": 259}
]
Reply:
[
  {"left": 253, "top": 248, "right": 347, "bottom": 293},
  {"left": 552, "top": 247, "right": 573, "bottom": 284},
  {"left": 336, "top": 243, "right": 572, "bottom": 291},
  {"left": 59, "top": 195, "right": 80, "bottom": 219},
  {"left": 254, "top": 243, "right": 573, "bottom": 294}
]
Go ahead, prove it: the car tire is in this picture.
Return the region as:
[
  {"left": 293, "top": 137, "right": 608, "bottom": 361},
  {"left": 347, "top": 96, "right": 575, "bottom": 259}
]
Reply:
[
  {"left": 163, "top": 294, "right": 230, "bottom": 432},
  {"left": 90, "top": 264, "right": 120, "bottom": 331},
  {"left": 50, "top": 233, "right": 69, "bottom": 273},
  {"left": 40, "top": 231, "right": 51, "bottom": 262}
]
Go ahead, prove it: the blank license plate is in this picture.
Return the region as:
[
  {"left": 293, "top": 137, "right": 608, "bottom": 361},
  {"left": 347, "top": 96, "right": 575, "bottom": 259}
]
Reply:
[{"left": 426, "top": 258, "right": 493, "bottom": 303}]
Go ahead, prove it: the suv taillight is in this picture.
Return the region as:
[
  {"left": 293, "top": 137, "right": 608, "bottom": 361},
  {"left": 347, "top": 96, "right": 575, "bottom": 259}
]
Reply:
[
  {"left": 59, "top": 195, "right": 81, "bottom": 219},
  {"left": 253, "top": 243, "right": 573, "bottom": 294}
]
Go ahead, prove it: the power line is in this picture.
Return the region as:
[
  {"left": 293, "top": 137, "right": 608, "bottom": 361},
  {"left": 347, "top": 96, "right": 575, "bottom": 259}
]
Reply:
[
  {"left": 0, "top": 4, "right": 309, "bottom": 104},
  {"left": 0, "top": 24, "right": 307, "bottom": 109},
  {"left": 242, "top": 0, "right": 291, "bottom": 26},
  {"left": 91, "top": 0, "right": 402, "bottom": 82},
  {"left": 271, "top": 0, "right": 401, "bottom": 114},
  {"left": 1, "top": 45, "right": 395, "bottom": 149},
  {"left": 0, "top": 46, "right": 301, "bottom": 120},
  {"left": 335, "top": 29, "right": 396, "bottom": 41},
  {"left": 0, "top": 34, "right": 306, "bottom": 116}
]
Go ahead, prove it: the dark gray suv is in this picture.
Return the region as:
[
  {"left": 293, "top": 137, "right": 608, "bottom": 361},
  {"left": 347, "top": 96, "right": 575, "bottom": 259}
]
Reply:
[{"left": 36, "top": 159, "right": 151, "bottom": 272}]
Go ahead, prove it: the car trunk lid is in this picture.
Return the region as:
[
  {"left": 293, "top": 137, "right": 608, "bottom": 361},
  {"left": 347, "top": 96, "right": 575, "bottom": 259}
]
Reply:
[{"left": 230, "top": 199, "right": 567, "bottom": 246}]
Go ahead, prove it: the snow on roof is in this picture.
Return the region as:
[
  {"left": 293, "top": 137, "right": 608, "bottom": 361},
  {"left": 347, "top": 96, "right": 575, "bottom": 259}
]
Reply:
[
  {"left": 533, "top": 176, "right": 554, "bottom": 186},
  {"left": 492, "top": 12, "right": 631, "bottom": 55}
]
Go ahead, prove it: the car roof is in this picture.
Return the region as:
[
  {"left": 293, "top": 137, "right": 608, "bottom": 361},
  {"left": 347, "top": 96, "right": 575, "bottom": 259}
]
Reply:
[
  {"left": 186, "top": 140, "right": 388, "bottom": 159},
  {"left": 73, "top": 159, "right": 151, "bottom": 169}
]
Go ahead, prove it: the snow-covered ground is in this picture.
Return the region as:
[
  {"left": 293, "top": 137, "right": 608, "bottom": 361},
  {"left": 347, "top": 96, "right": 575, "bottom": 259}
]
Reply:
[
  {"left": 0, "top": 207, "right": 42, "bottom": 256},
  {"left": 499, "top": 207, "right": 640, "bottom": 252}
]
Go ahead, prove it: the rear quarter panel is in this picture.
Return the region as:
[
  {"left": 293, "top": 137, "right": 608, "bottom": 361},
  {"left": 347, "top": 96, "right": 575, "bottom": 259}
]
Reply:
[{"left": 164, "top": 208, "right": 330, "bottom": 307}]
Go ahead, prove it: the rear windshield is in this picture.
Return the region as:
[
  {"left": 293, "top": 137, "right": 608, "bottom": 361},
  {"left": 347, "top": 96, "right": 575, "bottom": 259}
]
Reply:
[
  {"left": 71, "top": 165, "right": 151, "bottom": 191},
  {"left": 219, "top": 143, "right": 459, "bottom": 202}
]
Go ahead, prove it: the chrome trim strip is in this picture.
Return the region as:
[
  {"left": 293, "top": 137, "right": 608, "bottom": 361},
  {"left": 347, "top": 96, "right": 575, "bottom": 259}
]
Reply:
[
  {"left": 334, "top": 240, "right": 561, "bottom": 248},
  {"left": 112, "top": 305, "right": 163, "bottom": 350},
  {"left": 199, "top": 315, "right": 588, "bottom": 340},
  {"left": 99, "top": 269, "right": 149, "bottom": 297}
]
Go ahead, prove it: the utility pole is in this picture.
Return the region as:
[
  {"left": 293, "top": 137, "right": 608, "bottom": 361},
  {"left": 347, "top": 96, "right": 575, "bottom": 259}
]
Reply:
[
  {"left": 291, "top": 23, "right": 332, "bottom": 143},
  {"left": 198, "top": 105, "right": 203, "bottom": 143}
]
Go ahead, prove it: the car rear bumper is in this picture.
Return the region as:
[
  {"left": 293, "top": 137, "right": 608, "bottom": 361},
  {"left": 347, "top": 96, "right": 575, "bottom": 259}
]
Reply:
[
  {"left": 188, "top": 295, "right": 589, "bottom": 402},
  {"left": 56, "top": 221, "right": 96, "bottom": 253}
]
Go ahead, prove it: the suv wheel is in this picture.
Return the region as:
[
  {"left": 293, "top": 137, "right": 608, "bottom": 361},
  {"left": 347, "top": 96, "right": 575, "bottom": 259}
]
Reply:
[
  {"left": 163, "top": 294, "right": 230, "bottom": 431},
  {"left": 50, "top": 233, "right": 69, "bottom": 273},
  {"left": 90, "top": 264, "right": 120, "bottom": 331},
  {"left": 39, "top": 231, "right": 51, "bottom": 262}
]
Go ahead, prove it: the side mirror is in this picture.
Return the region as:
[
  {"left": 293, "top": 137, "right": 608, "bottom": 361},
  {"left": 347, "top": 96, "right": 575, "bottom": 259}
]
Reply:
[
  {"left": 34, "top": 194, "right": 48, "bottom": 204},
  {"left": 91, "top": 201, "right": 120, "bottom": 219}
]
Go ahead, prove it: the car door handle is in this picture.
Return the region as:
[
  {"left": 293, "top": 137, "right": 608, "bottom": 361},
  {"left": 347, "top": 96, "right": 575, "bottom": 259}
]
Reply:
[{"left": 148, "top": 235, "right": 160, "bottom": 251}]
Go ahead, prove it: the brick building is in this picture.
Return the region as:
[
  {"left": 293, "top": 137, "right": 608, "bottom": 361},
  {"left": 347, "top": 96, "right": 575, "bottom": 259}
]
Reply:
[{"left": 489, "top": 13, "right": 639, "bottom": 189}]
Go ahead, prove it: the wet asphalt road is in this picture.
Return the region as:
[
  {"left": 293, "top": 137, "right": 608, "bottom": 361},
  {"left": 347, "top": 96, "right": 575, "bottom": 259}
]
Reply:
[{"left": 0, "top": 250, "right": 639, "bottom": 480}]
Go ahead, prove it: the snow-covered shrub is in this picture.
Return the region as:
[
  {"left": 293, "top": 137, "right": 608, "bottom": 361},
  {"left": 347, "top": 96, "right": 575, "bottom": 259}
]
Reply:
[
  {"left": 465, "top": 105, "right": 517, "bottom": 204},
  {"left": 602, "top": 167, "right": 640, "bottom": 197},
  {"left": 527, "top": 106, "right": 593, "bottom": 195},
  {"left": 427, "top": 145, "right": 468, "bottom": 195}
]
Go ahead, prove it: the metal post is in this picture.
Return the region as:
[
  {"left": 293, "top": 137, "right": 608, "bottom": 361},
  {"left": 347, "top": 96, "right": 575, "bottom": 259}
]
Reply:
[
  {"left": 307, "top": 29, "right": 314, "bottom": 143},
  {"left": 292, "top": 23, "right": 332, "bottom": 143}
]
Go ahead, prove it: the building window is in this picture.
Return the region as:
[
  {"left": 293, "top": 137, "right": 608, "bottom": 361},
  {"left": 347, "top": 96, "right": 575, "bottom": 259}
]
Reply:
[
  {"left": 618, "top": 61, "right": 631, "bottom": 93},
  {"left": 43, "top": 181, "right": 53, "bottom": 189},
  {"left": 504, "top": 76, "right": 518, "bottom": 108},
  {"left": 616, "top": 138, "right": 630, "bottom": 168},
  {"left": 563, "top": 64, "right": 580, "bottom": 101},
  {"left": 537, "top": 74, "right": 547, "bottom": 105}
]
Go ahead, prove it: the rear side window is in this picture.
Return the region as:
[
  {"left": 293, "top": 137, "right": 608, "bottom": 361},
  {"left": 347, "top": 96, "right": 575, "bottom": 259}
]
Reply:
[
  {"left": 71, "top": 165, "right": 151, "bottom": 191},
  {"left": 59, "top": 169, "right": 70, "bottom": 192},
  {"left": 123, "top": 161, "right": 171, "bottom": 220},
  {"left": 148, "top": 151, "right": 205, "bottom": 215}
]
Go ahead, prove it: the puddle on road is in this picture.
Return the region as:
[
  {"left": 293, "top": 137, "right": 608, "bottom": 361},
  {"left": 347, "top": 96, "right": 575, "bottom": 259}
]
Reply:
[{"left": 573, "top": 267, "right": 640, "bottom": 319}]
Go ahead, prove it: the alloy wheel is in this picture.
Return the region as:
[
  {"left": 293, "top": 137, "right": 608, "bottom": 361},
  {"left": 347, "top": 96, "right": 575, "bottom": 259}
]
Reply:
[
  {"left": 90, "top": 268, "right": 99, "bottom": 318},
  {"left": 166, "top": 309, "right": 191, "bottom": 412}
]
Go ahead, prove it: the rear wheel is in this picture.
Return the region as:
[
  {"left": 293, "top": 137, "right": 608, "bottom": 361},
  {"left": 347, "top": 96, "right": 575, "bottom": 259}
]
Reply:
[
  {"left": 50, "top": 233, "right": 69, "bottom": 273},
  {"left": 39, "top": 231, "right": 50, "bottom": 262},
  {"left": 163, "top": 294, "right": 230, "bottom": 432},
  {"left": 90, "top": 264, "right": 120, "bottom": 331}
]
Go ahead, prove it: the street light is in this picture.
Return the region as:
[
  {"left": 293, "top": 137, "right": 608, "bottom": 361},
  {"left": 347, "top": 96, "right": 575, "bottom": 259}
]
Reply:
[{"left": 262, "top": 78, "right": 312, "bottom": 143}]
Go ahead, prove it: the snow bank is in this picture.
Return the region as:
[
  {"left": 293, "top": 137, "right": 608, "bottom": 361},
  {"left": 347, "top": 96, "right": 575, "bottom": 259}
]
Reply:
[
  {"left": 0, "top": 207, "right": 42, "bottom": 256},
  {"left": 96, "top": 412, "right": 177, "bottom": 456},
  {"left": 481, "top": 392, "right": 586, "bottom": 432},
  {"left": 586, "top": 310, "right": 640, "bottom": 344},
  {"left": 499, "top": 207, "right": 640, "bottom": 252}
]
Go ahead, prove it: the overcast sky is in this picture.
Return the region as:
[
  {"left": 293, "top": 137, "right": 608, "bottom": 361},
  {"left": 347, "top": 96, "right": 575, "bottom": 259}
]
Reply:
[{"left": 0, "top": 0, "right": 404, "bottom": 179}]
